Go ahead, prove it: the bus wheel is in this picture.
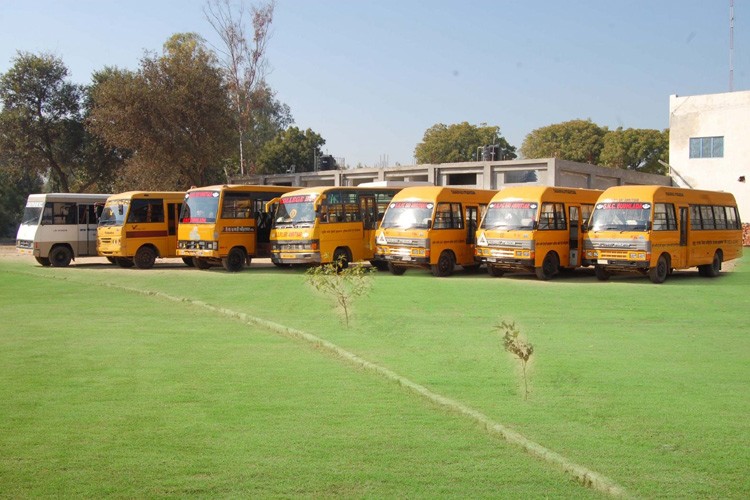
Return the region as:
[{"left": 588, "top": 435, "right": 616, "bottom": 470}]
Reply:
[
  {"left": 35, "top": 257, "right": 51, "bottom": 267},
  {"left": 116, "top": 257, "right": 134, "bottom": 268},
  {"left": 222, "top": 247, "right": 246, "bottom": 272},
  {"left": 648, "top": 254, "right": 669, "bottom": 284},
  {"left": 700, "top": 251, "right": 722, "bottom": 278},
  {"left": 134, "top": 246, "right": 157, "bottom": 269},
  {"left": 594, "top": 265, "right": 611, "bottom": 281},
  {"left": 431, "top": 251, "right": 455, "bottom": 277},
  {"left": 370, "top": 260, "right": 389, "bottom": 271},
  {"left": 49, "top": 246, "right": 73, "bottom": 267},
  {"left": 182, "top": 257, "right": 195, "bottom": 267},
  {"left": 333, "top": 248, "right": 350, "bottom": 270},
  {"left": 388, "top": 262, "right": 407, "bottom": 275},
  {"left": 535, "top": 252, "right": 559, "bottom": 280},
  {"left": 193, "top": 258, "right": 211, "bottom": 270},
  {"left": 488, "top": 266, "right": 505, "bottom": 277}
]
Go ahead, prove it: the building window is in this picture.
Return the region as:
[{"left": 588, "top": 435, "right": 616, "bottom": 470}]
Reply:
[
  {"left": 689, "top": 136, "right": 724, "bottom": 159},
  {"left": 504, "top": 170, "right": 538, "bottom": 183}
]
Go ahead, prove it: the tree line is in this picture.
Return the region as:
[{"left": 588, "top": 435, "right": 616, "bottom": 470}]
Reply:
[{"left": 0, "top": 1, "right": 669, "bottom": 237}]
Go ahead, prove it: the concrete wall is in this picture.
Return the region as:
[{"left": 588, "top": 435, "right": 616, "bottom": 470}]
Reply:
[
  {"left": 238, "top": 158, "right": 671, "bottom": 191},
  {"left": 669, "top": 90, "right": 750, "bottom": 219}
]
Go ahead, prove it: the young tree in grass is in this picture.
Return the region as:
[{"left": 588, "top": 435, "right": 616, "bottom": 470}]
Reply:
[
  {"left": 495, "top": 320, "right": 534, "bottom": 400},
  {"left": 305, "top": 258, "right": 375, "bottom": 327}
]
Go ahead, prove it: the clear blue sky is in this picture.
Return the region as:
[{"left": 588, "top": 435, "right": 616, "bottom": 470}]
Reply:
[{"left": 1, "top": 0, "right": 747, "bottom": 167}]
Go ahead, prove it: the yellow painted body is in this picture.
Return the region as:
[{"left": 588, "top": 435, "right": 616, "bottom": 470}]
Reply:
[{"left": 475, "top": 186, "right": 601, "bottom": 277}]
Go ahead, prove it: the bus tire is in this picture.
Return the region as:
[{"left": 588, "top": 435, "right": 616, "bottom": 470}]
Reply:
[
  {"left": 49, "top": 245, "right": 73, "bottom": 267},
  {"left": 700, "top": 250, "right": 722, "bottom": 278},
  {"left": 116, "top": 257, "right": 134, "bottom": 268},
  {"left": 488, "top": 266, "right": 505, "bottom": 277},
  {"left": 182, "top": 257, "right": 195, "bottom": 267},
  {"left": 388, "top": 262, "right": 407, "bottom": 275},
  {"left": 648, "top": 254, "right": 669, "bottom": 284},
  {"left": 35, "top": 256, "right": 51, "bottom": 267},
  {"left": 535, "top": 252, "right": 559, "bottom": 280},
  {"left": 594, "top": 265, "right": 611, "bottom": 281},
  {"left": 333, "top": 248, "right": 350, "bottom": 270},
  {"left": 222, "top": 247, "right": 246, "bottom": 272},
  {"left": 134, "top": 246, "right": 157, "bottom": 269},
  {"left": 193, "top": 257, "right": 212, "bottom": 270},
  {"left": 431, "top": 251, "right": 455, "bottom": 277},
  {"left": 370, "top": 260, "right": 389, "bottom": 271}
]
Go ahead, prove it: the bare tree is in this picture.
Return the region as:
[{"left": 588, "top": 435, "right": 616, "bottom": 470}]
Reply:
[{"left": 205, "top": 0, "right": 275, "bottom": 176}]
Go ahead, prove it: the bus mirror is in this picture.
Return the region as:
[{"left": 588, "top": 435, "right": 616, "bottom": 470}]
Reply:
[
  {"left": 532, "top": 221, "right": 538, "bottom": 230},
  {"left": 581, "top": 220, "right": 589, "bottom": 233},
  {"left": 265, "top": 197, "right": 280, "bottom": 213},
  {"left": 118, "top": 204, "right": 124, "bottom": 216},
  {"left": 426, "top": 220, "right": 432, "bottom": 230}
]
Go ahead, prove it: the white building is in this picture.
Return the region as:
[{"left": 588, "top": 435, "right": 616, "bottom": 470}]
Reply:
[{"left": 669, "top": 90, "right": 750, "bottom": 220}]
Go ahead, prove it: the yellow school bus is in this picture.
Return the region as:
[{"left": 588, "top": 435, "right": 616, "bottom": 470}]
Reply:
[
  {"left": 270, "top": 186, "right": 400, "bottom": 268},
  {"left": 97, "top": 191, "right": 186, "bottom": 269},
  {"left": 475, "top": 186, "right": 602, "bottom": 280},
  {"left": 375, "top": 187, "right": 496, "bottom": 277},
  {"left": 176, "top": 185, "right": 294, "bottom": 271},
  {"left": 584, "top": 185, "right": 743, "bottom": 283}
]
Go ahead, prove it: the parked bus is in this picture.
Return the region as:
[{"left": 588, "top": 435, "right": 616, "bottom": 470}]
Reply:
[
  {"left": 177, "top": 184, "right": 294, "bottom": 272},
  {"left": 16, "top": 193, "right": 110, "bottom": 267},
  {"left": 475, "top": 186, "right": 601, "bottom": 280},
  {"left": 97, "top": 191, "right": 186, "bottom": 269},
  {"left": 375, "top": 187, "right": 496, "bottom": 277},
  {"left": 584, "top": 185, "right": 743, "bottom": 283},
  {"left": 270, "top": 186, "right": 400, "bottom": 268}
]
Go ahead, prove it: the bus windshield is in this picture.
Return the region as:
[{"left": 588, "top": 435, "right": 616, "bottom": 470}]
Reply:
[
  {"left": 21, "top": 206, "right": 43, "bottom": 226},
  {"left": 181, "top": 191, "right": 219, "bottom": 223},
  {"left": 590, "top": 202, "right": 651, "bottom": 231},
  {"left": 481, "top": 201, "right": 538, "bottom": 230},
  {"left": 98, "top": 200, "right": 130, "bottom": 226},
  {"left": 380, "top": 201, "right": 434, "bottom": 230},
  {"left": 275, "top": 195, "right": 317, "bottom": 227}
]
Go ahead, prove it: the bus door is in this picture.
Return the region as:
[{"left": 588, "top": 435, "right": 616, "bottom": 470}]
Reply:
[
  {"left": 568, "top": 205, "right": 580, "bottom": 266},
  {"left": 678, "top": 206, "right": 689, "bottom": 267},
  {"left": 77, "top": 203, "right": 98, "bottom": 256},
  {"left": 167, "top": 202, "right": 180, "bottom": 255},
  {"left": 465, "top": 205, "right": 479, "bottom": 262},
  {"left": 360, "top": 195, "right": 377, "bottom": 252}
]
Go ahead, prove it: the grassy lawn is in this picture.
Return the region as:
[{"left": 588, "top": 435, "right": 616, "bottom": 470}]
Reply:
[{"left": 1, "top": 254, "right": 748, "bottom": 498}]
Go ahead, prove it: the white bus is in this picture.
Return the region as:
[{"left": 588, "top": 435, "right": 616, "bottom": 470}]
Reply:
[{"left": 16, "top": 193, "right": 110, "bottom": 267}]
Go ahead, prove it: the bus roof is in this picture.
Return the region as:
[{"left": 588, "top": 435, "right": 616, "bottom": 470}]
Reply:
[
  {"left": 279, "top": 186, "right": 402, "bottom": 199},
  {"left": 26, "top": 193, "right": 110, "bottom": 203},
  {"left": 106, "top": 191, "right": 185, "bottom": 202},
  {"left": 390, "top": 186, "right": 496, "bottom": 202},
  {"left": 187, "top": 184, "right": 294, "bottom": 193},
  {"left": 491, "top": 186, "right": 602, "bottom": 203},
  {"left": 598, "top": 185, "right": 738, "bottom": 205}
]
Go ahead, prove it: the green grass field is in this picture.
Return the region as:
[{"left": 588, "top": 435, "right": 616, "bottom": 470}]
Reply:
[{"left": 1, "top": 253, "right": 748, "bottom": 498}]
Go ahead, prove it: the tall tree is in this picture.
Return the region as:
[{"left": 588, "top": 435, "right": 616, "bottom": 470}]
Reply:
[
  {"left": 205, "top": 0, "right": 276, "bottom": 176},
  {"left": 88, "top": 34, "right": 235, "bottom": 190},
  {"left": 0, "top": 52, "right": 83, "bottom": 192},
  {"left": 414, "top": 122, "right": 516, "bottom": 164},
  {"left": 256, "top": 126, "right": 325, "bottom": 174},
  {"left": 600, "top": 128, "right": 669, "bottom": 174},
  {"left": 244, "top": 81, "right": 293, "bottom": 168},
  {"left": 520, "top": 119, "right": 606, "bottom": 164},
  {"left": 0, "top": 157, "right": 42, "bottom": 237}
]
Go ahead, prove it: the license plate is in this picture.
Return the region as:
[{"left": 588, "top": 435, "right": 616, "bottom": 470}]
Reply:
[
  {"left": 598, "top": 259, "right": 609, "bottom": 265},
  {"left": 280, "top": 253, "right": 296, "bottom": 260},
  {"left": 17, "top": 248, "right": 31, "bottom": 255},
  {"left": 487, "top": 258, "right": 496, "bottom": 263},
  {"left": 401, "top": 256, "right": 412, "bottom": 261}
]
